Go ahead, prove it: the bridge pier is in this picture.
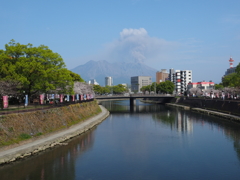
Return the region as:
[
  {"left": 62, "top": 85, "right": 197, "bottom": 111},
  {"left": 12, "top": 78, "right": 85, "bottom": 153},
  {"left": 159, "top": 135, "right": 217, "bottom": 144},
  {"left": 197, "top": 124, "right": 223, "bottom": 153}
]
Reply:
[
  {"left": 130, "top": 97, "right": 136, "bottom": 107},
  {"left": 130, "top": 97, "right": 136, "bottom": 113}
]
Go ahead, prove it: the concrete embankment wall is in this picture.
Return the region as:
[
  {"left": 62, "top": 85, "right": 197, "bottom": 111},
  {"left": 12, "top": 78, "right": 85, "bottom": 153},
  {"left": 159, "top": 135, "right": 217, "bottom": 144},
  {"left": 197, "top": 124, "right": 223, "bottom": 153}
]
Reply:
[
  {"left": 166, "top": 97, "right": 240, "bottom": 122},
  {"left": 174, "top": 97, "right": 240, "bottom": 116},
  {"left": 0, "top": 101, "right": 109, "bottom": 165}
]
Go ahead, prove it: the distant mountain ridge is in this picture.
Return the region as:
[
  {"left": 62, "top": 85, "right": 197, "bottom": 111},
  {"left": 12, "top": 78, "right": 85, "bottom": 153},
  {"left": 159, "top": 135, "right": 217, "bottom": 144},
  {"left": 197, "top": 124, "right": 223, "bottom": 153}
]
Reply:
[{"left": 71, "top": 60, "right": 157, "bottom": 86}]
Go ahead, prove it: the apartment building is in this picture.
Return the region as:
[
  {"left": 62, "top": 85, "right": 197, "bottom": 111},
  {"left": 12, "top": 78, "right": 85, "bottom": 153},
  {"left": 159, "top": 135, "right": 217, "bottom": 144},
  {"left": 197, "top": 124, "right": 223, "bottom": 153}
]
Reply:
[
  {"left": 156, "top": 69, "right": 169, "bottom": 83},
  {"left": 169, "top": 69, "right": 192, "bottom": 94}
]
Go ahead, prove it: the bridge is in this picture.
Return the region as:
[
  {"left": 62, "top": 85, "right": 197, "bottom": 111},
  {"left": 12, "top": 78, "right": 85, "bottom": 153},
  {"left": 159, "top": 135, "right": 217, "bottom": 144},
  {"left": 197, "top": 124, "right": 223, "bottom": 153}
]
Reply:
[{"left": 95, "top": 94, "right": 174, "bottom": 106}]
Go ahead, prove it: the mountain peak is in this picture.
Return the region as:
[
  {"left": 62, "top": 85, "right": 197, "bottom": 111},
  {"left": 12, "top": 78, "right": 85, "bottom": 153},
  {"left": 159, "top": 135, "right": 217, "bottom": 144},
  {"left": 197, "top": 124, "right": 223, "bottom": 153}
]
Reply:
[{"left": 71, "top": 60, "right": 157, "bottom": 85}]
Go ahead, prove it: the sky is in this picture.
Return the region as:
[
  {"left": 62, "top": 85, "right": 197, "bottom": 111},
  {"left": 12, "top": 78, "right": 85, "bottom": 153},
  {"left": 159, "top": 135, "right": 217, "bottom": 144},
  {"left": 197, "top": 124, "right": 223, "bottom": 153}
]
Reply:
[{"left": 1, "top": 0, "right": 240, "bottom": 83}]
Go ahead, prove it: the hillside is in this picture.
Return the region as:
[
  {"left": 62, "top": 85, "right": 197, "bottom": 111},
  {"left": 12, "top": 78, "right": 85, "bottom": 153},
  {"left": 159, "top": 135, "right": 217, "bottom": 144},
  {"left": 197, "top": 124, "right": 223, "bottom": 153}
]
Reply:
[{"left": 71, "top": 60, "right": 157, "bottom": 86}]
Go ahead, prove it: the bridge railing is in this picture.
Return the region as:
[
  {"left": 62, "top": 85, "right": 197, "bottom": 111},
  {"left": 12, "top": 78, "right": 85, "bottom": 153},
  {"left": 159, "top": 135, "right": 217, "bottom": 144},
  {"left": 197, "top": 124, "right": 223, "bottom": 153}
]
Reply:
[{"left": 95, "top": 94, "right": 173, "bottom": 98}]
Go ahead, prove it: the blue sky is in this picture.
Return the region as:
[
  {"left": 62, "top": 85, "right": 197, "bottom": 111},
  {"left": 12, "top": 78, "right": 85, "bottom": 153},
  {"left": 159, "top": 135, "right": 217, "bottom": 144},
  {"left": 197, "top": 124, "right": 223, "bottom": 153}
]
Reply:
[{"left": 1, "top": 0, "right": 240, "bottom": 83}]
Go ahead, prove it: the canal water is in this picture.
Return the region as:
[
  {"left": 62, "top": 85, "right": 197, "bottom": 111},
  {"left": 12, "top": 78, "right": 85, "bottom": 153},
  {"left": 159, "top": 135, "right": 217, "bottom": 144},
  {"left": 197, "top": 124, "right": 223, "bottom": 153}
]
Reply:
[{"left": 1, "top": 100, "right": 240, "bottom": 180}]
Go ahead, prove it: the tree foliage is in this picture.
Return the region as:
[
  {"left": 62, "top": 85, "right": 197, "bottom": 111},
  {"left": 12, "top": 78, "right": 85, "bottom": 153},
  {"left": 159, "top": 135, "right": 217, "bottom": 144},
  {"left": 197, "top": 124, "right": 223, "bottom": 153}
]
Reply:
[
  {"left": 158, "top": 81, "right": 175, "bottom": 94},
  {"left": 93, "top": 85, "right": 110, "bottom": 94},
  {"left": 222, "top": 73, "right": 240, "bottom": 88},
  {"left": 113, "top": 84, "right": 126, "bottom": 94},
  {"left": 93, "top": 84, "right": 126, "bottom": 94},
  {"left": 0, "top": 40, "right": 79, "bottom": 96},
  {"left": 214, "top": 83, "right": 224, "bottom": 90},
  {"left": 140, "top": 85, "right": 152, "bottom": 93},
  {"left": 141, "top": 81, "right": 175, "bottom": 94},
  {"left": 222, "top": 63, "right": 240, "bottom": 88},
  {"left": 69, "top": 71, "right": 84, "bottom": 82}
]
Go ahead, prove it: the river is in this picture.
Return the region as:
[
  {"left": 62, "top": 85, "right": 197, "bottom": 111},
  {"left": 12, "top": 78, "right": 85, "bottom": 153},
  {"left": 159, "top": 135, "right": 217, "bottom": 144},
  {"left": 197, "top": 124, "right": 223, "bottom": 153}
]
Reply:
[{"left": 1, "top": 100, "right": 240, "bottom": 180}]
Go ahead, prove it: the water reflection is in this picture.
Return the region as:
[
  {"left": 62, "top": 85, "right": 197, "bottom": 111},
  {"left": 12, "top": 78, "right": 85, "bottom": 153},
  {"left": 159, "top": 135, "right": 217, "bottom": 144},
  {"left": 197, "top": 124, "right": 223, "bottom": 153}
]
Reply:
[
  {"left": 0, "top": 129, "right": 96, "bottom": 180},
  {"left": 152, "top": 109, "right": 193, "bottom": 134},
  {"left": 104, "top": 100, "right": 240, "bottom": 166},
  {"left": 102, "top": 100, "right": 194, "bottom": 134},
  {"left": 100, "top": 99, "right": 167, "bottom": 113},
  {"left": 192, "top": 113, "right": 240, "bottom": 162}
]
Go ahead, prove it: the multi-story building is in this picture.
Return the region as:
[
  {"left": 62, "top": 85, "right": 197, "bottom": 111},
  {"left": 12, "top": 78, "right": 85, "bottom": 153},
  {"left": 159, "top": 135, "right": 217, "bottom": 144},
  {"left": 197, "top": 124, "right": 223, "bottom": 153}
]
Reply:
[
  {"left": 156, "top": 69, "right": 169, "bottom": 83},
  {"left": 131, "top": 76, "right": 152, "bottom": 92},
  {"left": 187, "top": 81, "right": 215, "bottom": 90},
  {"left": 224, "top": 67, "right": 236, "bottom": 76},
  {"left": 169, "top": 69, "right": 192, "bottom": 94},
  {"left": 169, "top": 68, "right": 176, "bottom": 84},
  {"left": 105, "top": 77, "right": 113, "bottom": 86},
  {"left": 89, "top": 79, "right": 99, "bottom": 85}
]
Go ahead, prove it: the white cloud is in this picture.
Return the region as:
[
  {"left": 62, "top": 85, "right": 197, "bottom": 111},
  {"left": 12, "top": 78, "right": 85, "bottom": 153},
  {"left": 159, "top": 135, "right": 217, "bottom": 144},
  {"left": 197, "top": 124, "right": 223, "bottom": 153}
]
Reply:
[
  {"left": 100, "top": 28, "right": 180, "bottom": 64},
  {"left": 120, "top": 28, "right": 148, "bottom": 39},
  {"left": 74, "top": 28, "right": 208, "bottom": 74}
]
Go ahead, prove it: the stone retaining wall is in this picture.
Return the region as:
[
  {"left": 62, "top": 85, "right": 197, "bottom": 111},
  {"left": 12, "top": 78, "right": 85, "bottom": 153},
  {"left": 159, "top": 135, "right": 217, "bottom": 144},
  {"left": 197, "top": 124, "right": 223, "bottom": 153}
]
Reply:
[
  {"left": 0, "top": 101, "right": 100, "bottom": 146},
  {"left": 174, "top": 97, "right": 240, "bottom": 116},
  {"left": 0, "top": 102, "right": 109, "bottom": 165}
]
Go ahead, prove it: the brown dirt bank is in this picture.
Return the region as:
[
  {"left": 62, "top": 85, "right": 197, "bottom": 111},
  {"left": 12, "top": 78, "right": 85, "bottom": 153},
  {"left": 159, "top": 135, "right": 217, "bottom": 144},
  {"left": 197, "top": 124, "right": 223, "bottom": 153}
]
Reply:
[
  {"left": 0, "top": 101, "right": 101, "bottom": 148},
  {"left": 0, "top": 101, "right": 109, "bottom": 165}
]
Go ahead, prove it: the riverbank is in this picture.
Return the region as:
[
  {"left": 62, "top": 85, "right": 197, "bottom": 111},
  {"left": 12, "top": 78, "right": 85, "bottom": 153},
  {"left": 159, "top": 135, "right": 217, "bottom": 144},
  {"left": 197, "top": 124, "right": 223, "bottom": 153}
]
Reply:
[
  {"left": 174, "top": 97, "right": 240, "bottom": 116},
  {"left": 166, "top": 103, "right": 240, "bottom": 122},
  {"left": 0, "top": 105, "right": 109, "bottom": 165},
  {"left": 165, "top": 103, "right": 190, "bottom": 110}
]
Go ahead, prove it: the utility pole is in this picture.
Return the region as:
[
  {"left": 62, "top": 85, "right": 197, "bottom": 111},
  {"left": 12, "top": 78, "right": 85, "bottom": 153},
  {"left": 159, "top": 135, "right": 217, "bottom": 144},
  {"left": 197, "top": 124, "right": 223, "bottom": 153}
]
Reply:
[{"left": 154, "top": 82, "right": 156, "bottom": 95}]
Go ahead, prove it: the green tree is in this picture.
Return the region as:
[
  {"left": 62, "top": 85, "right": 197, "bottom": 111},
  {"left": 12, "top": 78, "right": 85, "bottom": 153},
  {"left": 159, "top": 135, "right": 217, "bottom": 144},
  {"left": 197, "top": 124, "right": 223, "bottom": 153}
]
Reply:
[
  {"left": 158, "top": 81, "right": 175, "bottom": 94},
  {"left": 214, "top": 83, "right": 224, "bottom": 90},
  {"left": 151, "top": 82, "right": 157, "bottom": 93},
  {"left": 140, "top": 85, "right": 152, "bottom": 93},
  {"left": 236, "top": 63, "right": 240, "bottom": 74},
  {"left": 0, "top": 40, "right": 74, "bottom": 97},
  {"left": 221, "top": 63, "right": 240, "bottom": 88},
  {"left": 93, "top": 85, "right": 103, "bottom": 94},
  {"left": 93, "top": 85, "right": 110, "bottom": 94},
  {"left": 69, "top": 71, "right": 84, "bottom": 82},
  {"left": 93, "top": 84, "right": 126, "bottom": 94},
  {"left": 113, "top": 84, "right": 126, "bottom": 94},
  {"left": 222, "top": 73, "right": 240, "bottom": 88},
  {"left": 102, "top": 87, "right": 111, "bottom": 94}
]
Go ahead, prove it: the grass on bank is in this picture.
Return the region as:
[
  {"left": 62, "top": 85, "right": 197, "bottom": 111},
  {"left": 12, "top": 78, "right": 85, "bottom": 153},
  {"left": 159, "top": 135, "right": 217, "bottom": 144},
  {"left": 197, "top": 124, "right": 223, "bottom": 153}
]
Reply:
[{"left": 0, "top": 101, "right": 102, "bottom": 147}]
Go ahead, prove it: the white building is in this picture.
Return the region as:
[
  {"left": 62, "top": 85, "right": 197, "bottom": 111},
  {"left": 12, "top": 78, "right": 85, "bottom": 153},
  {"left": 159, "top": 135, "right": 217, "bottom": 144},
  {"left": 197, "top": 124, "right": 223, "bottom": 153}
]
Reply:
[
  {"left": 187, "top": 81, "right": 215, "bottom": 90},
  {"left": 169, "top": 69, "right": 192, "bottom": 94},
  {"left": 131, "top": 76, "right": 152, "bottom": 92},
  {"left": 105, "top": 77, "right": 113, "bottom": 86},
  {"left": 89, "top": 79, "right": 99, "bottom": 85}
]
